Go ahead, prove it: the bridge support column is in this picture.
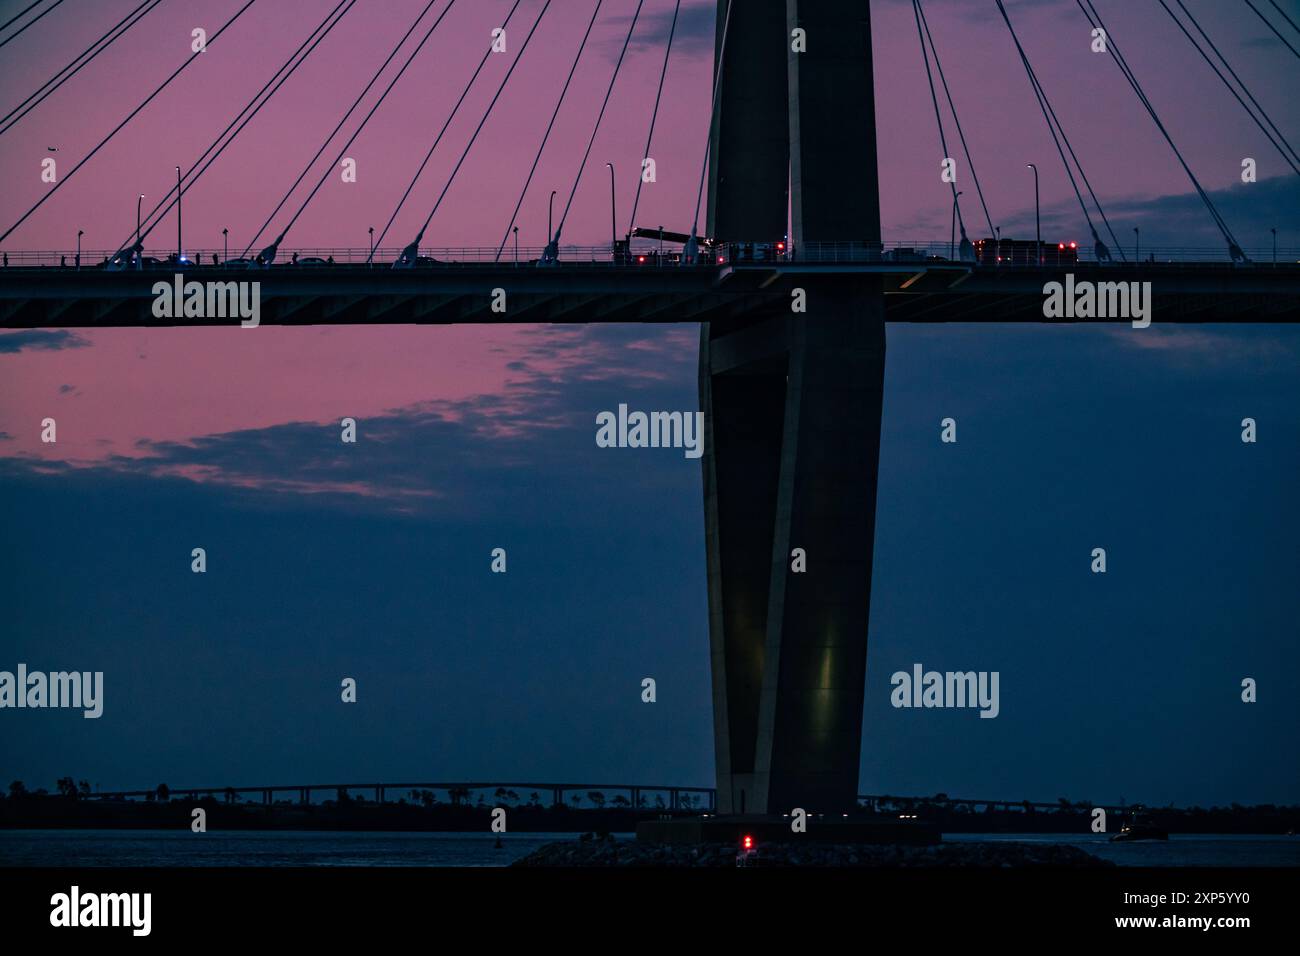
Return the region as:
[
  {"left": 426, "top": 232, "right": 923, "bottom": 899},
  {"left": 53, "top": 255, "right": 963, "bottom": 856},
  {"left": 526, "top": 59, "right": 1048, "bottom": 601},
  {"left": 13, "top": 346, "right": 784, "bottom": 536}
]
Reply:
[{"left": 700, "top": 281, "right": 885, "bottom": 816}]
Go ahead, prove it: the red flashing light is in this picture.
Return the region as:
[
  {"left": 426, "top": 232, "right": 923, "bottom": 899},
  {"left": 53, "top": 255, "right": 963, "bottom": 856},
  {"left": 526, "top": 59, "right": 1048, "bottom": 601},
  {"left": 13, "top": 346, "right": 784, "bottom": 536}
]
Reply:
[
  {"left": 637, "top": 255, "right": 646, "bottom": 263},
  {"left": 776, "top": 241, "right": 786, "bottom": 251},
  {"left": 742, "top": 834, "right": 754, "bottom": 850},
  {"left": 717, "top": 255, "right": 724, "bottom": 264},
  {"left": 1058, "top": 243, "right": 1064, "bottom": 250},
  {"left": 1069, "top": 241, "right": 1077, "bottom": 249}
]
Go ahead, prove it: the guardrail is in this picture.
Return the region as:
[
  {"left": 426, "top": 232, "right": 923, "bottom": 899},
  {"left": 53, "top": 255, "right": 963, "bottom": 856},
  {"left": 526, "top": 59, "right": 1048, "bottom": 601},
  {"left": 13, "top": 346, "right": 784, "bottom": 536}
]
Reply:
[{"left": 0, "top": 241, "right": 1295, "bottom": 269}]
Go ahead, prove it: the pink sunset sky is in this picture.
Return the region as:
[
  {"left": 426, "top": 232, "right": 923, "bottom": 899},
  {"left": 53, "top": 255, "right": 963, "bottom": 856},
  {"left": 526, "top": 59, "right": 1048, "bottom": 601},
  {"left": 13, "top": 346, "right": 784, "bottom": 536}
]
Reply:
[{"left": 1, "top": 0, "right": 1296, "bottom": 473}]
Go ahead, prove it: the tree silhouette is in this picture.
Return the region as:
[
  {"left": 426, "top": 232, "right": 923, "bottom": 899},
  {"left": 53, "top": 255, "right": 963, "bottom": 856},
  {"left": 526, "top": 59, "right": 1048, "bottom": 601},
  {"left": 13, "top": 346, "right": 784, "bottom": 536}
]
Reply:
[
  {"left": 156, "top": 784, "right": 170, "bottom": 803},
  {"left": 587, "top": 791, "right": 605, "bottom": 809},
  {"left": 8, "top": 780, "right": 27, "bottom": 799},
  {"left": 56, "top": 777, "right": 77, "bottom": 799}
]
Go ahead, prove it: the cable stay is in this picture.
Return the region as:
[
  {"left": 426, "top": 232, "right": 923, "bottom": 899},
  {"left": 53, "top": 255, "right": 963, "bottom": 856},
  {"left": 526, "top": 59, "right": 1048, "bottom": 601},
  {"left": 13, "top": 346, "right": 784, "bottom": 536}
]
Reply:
[
  {"left": 243, "top": 0, "right": 458, "bottom": 264},
  {"left": 1267, "top": 0, "right": 1300, "bottom": 36},
  {"left": 1242, "top": 0, "right": 1300, "bottom": 58},
  {"left": 996, "top": 0, "right": 1125, "bottom": 263},
  {"left": 369, "top": 0, "right": 527, "bottom": 264},
  {"left": 625, "top": 0, "right": 682, "bottom": 242},
  {"left": 1160, "top": 0, "right": 1299, "bottom": 175},
  {"left": 495, "top": 0, "right": 604, "bottom": 263},
  {"left": 0, "top": 1, "right": 47, "bottom": 35},
  {"left": 393, "top": 0, "right": 553, "bottom": 267},
  {"left": 913, "top": 0, "right": 994, "bottom": 260},
  {"left": 0, "top": 0, "right": 259, "bottom": 246},
  {"left": 1, "top": 0, "right": 163, "bottom": 137},
  {"left": 1076, "top": 0, "right": 1246, "bottom": 261},
  {"left": 0, "top": 0, "right": 67, "bottom": 52},
  {"left": 541, "top": 0, "right": 647, "bottom": 265},
  {"left": 111, "top": 0, "right": 355, "bottom": 265},
  {"left": 686, "top": 0, "right": 735, "bottom": 265}
]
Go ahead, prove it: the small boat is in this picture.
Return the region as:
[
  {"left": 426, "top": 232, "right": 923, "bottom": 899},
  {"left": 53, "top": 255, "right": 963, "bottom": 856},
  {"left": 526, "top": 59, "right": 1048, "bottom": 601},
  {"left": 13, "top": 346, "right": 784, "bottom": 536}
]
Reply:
[{"left": 1110, "top": 815, "right": 1168, "bottom": 842}]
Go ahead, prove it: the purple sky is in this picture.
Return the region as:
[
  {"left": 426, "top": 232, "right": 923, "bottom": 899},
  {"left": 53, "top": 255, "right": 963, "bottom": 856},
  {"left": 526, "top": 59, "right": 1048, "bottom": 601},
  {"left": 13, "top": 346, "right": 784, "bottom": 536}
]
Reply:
[{"left": 0, "top": 0, "right": 1296, "bottom": 255}]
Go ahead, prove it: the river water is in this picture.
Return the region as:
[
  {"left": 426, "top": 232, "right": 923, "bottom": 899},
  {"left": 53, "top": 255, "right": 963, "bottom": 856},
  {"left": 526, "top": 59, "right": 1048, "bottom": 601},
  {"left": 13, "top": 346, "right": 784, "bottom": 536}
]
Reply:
[{"left": 2, "top": 830, "right": 1297, "bottom": 867}]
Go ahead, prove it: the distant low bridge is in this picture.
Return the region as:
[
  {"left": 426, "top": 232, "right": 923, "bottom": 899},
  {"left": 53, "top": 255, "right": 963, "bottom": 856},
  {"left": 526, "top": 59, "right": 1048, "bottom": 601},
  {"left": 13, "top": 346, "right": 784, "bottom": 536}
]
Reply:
[{"left": 84, "top": 783, "right": 1134, "bottom": 815}]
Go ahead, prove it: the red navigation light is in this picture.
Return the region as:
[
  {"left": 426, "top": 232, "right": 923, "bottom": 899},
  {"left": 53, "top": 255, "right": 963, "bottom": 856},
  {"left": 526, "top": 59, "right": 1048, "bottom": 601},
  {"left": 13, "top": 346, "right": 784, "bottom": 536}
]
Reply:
[
  {"left": 637, "top": 255, "right": 646, "bottom": 263},
  {"left": 1058, "top": 243, "right": 1064, "bottom": 250},
  {"left": 776, "top": 241, "right": 786, "bottom": 251},
  {"left": 742, "top": 834, "right": 754, "bottom": 850},
  {"left": 1069, "top": 241, "right": 1077, "bottom": 249},
  {"left": 717, "top": 255, "right": 724, "bottom": 264}
]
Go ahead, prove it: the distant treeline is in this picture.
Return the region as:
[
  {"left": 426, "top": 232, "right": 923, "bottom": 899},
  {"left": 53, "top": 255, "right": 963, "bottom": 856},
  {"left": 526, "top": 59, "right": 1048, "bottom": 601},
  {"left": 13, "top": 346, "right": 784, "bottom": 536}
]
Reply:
[{"left": 3, "top": 781, "right": 1297, "bottom": 834}]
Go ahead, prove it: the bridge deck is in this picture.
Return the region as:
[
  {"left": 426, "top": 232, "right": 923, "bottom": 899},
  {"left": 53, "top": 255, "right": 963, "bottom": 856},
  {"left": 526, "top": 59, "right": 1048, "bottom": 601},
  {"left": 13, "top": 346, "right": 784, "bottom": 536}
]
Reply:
[{"left": 1, "top": 262, "right": 1296, "bottom": 327}]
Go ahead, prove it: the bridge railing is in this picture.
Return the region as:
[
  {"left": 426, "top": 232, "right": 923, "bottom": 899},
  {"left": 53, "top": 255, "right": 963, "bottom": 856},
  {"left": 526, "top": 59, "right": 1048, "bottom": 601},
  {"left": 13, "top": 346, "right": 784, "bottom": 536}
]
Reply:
[{"left": 1, "top": 241, "right": 1295, "bottom": 269}]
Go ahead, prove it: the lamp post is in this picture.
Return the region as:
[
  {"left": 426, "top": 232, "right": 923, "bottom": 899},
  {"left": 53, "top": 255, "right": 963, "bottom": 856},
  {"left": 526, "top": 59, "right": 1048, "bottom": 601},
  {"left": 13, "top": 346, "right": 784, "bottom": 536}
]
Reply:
[
  {"left": 950, "top": 190, "right": 963, "bottom": 260},
  {"left": 605, "top": 162, "right": 616, "bottom": 260},
  {"left": 1026, "top": 163, "right": 1040, "bottom": 264},
  {"left": 1134, "top": 226, "right": 1139, "bottom": 262},
  {"left": 548, "top": 190, "right": 556, "bottom": 244},
  {"left": 368, "top": 226, "right": 374, "bottom": 267},
  {"left": 176, "top": 166, "right": 183, "bottom": 262},
  {"left": 513, "top": 226, "right": 519, "bottom": 266},
  {"left": 76, "top": 229, "right": 83, "bottom": 270},
  {"left": 136, "top": 194, "right": 144, "bottom": 246},
  {"left": 1271, "top": 227, "right": 1277, "bottom": 265},
  {"left": 222, "top": 228, "right": 228, "bottom": 262}
]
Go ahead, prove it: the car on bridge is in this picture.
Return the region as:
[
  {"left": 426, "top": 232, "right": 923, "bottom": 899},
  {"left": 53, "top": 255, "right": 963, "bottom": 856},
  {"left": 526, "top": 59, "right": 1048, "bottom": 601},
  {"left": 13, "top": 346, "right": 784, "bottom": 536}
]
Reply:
[{"left": 975, "top": 238, "right": 1079, "bottom": 266}]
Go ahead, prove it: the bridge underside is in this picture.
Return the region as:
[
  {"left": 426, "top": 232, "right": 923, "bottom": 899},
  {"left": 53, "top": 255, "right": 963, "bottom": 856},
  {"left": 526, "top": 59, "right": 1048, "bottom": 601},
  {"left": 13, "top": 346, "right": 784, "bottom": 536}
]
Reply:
[{"left": 1, "top": 265, "right": 1297, "bottom": 328}]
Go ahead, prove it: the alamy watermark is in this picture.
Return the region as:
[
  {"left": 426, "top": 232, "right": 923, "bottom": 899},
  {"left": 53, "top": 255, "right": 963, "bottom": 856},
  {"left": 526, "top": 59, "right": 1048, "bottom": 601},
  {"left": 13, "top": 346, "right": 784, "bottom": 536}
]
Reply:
[
  {"left": 152, "top": 273, "right": 260, "bottom": 327},
  {"left": 890, "top": 663, "right": 999, "bottom": 718},
  {"left": 1043, "top": 273, "right": 1151, "bottom": 328},
  {"left": 0, "top": 664, "right": 102, "bottom": 718},
  {"left": 595, "top": 404, "right": 704, "bottom": 459},
  {"left": 50, "top": 886, "right": 150, "bottom": 936}
]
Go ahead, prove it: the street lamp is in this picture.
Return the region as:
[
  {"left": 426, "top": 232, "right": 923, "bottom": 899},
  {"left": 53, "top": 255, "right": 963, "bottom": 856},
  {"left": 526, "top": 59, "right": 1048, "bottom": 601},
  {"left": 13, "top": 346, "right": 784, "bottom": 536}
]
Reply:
[
  {"left": 605, "top": 162, "right": 616, "bottom": 260},
  {"left": 1026, "top": 163, "right": 1040, "bottom": 264},
  {"left": 176, "top": 166, "right": 183, "bottom": 263},
  {"left": 368, "top": 226, "right": 374, "bottom": 267},
  {"left": 548, "top": 190, "right": 557, "bottom": 244},
  {"left": 136, "top": 194, "right": 144, "bottom": 246},
  {"left": 1134, "top": 226, "right": 1139, "bottom": 262},
  {"left": 950, "top": 191, "right": 963, "bottom": 260},
  {"left": 513, "top": 226, "right": 519, "bottom": 266},
  {"left": 222, "top": 227, "right": 228, "bottom": 262},
  {"left": 1271, "top": 227, "right": 1277, "bottom": 265},
  {"left": 76, "top": 230, "right": 83, "bottom": 270}
]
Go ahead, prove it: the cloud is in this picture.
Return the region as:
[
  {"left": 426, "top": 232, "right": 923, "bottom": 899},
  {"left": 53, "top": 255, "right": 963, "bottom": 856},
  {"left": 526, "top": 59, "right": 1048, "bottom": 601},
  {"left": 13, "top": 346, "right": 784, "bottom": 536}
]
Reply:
[
  {"left": 0, "top": 324, "right": 703, "bottom": 522},
  {"left": 605, "top": 0, "right": 715, "bottom": 59},
  {"left": 0, "top": 330, "right": 91, "bottom": 353}
]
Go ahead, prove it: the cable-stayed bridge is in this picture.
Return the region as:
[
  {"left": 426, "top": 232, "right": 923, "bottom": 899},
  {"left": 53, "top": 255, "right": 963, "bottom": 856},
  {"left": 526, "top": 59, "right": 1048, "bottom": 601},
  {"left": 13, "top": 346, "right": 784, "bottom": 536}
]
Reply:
[{"left": 1, "top": 0, "right": 1297, "bottom": 819}]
